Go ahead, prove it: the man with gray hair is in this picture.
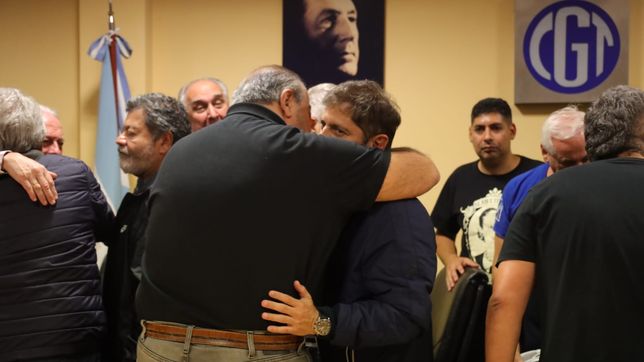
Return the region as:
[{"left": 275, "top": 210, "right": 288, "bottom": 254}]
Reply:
[
  {"left": 178, "top": 77, "right": 229, "bottom": 132},
  {"left": 308, "top": 82, "right": 336, "bottom": 132},
  {"left": 491, "top": 106, "right": 587, "bottom": 359},
  {"left": 0, "top": 88, "right": 113, "bottom": 360},
  {"left": 487, "top": 85, "right": 644, "bottom": 362},
  {"left": 41, "top": 105, "right": 65, "bottom": 155},
  {"left": 102, "top": 93, "right": 190, "bottom": 362},
  {"left": 135, "top": 65, "right": 439, "bottom": 361}
]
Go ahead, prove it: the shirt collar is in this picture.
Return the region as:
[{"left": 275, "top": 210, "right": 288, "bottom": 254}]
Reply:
[
  {"left": 226, "top": 103, "right": 287, "bottom": 126},
  {"left": 134, "top": 173, "right": 156, "bottom": 194}
]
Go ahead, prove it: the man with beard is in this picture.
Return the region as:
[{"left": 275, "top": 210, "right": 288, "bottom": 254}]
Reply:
[
  {"left": 102, "top": 93, "right": 190, "bottom": 362},
  {"left": 431, "top": 98, "right": 541, "bottom": 290}
]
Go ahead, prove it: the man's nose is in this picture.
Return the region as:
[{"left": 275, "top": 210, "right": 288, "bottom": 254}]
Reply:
[
  {"left": 115, "top": 133, "right": 126, "bottom": 146},
  {"left": 333, "top": 15, "right": 355, "bottom": 40},
  {"left": 206, "top": 104, "right": 219, "bottom": 125},
  {"left": 483, "top": 128, "right": 493, "bottom": 140},
  {"left": 51, "top": 141, "right": 61, "bottom": 154},
  {"left": 320, "top": 125, "right": 331, "bottom": 136}
]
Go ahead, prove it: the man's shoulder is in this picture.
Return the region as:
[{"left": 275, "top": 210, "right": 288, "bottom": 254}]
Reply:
[
  {"left": 368, "top": 199, "right": 432, "bottom": 229},
  {"left": 39, "top": 154, "right": 88, "bottom": 171},
  {"left": 444, "top": 160, "right": 479, "bottom": 182},
  {"left": 505, "top": 163, "right": 549, "bottom": 192},
  {"left": 516, "top": 156, "right": 543, "bottom": 171}
]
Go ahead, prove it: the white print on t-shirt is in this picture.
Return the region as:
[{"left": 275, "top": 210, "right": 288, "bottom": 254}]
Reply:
[{"left": 460, "top": 188, "right": 502, "bottom": 273}]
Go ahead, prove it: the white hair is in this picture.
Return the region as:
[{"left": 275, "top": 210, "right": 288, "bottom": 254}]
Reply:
[
  {"left": 308, "top": 83, "right": 336, "bottom": 121},
  {"left": 541, "top": 105, "right": 585, "bottom": 154}
]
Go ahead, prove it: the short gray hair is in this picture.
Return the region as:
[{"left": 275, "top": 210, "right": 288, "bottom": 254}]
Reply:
[
  {"left": 541, "top": 106, "right": 585, "bottom": 154},
  {"left": 308, "top": 83, "right": 336, "bottom": 121},
  {"left": 585, "top": 85, "right": 644, "bottom": 161},
  {"left": 232, "top": 65, "right": 306, "bottom": 105},
  {"left": 177, "top": 77, "right": 229, "bottom": 107},
  {"left": 126, "top": 93, "right": 191, "bottom": 144},
  {"left": 0, "top": 88, "right": 44, "bottom": 153}
]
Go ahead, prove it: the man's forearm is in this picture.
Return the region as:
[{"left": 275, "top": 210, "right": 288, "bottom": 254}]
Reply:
[
  {"left": 486, "top": 261, "right": 535, "bottom": 362},
  {"left": 436, "top": 234, "right": 458, "bottom": 265},
  {"left": 376, "top": 148, "right": 439, "bottom": 201},
  {"left": 486, "top": 296, "right": 523, "bottom": 362}
]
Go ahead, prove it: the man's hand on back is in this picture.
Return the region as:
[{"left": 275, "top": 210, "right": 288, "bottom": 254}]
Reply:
[{"left": 3, "top": 152, "right": 57, "bottom": 205}]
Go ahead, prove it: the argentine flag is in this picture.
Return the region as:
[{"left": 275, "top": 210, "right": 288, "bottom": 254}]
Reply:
[{"left": 88, "top": 31, "right": 131, "bottom": 211}]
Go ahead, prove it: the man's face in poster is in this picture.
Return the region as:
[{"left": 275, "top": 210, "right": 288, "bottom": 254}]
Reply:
[{"left": 302, "top": 0, "right": 360, "bottom": 77}]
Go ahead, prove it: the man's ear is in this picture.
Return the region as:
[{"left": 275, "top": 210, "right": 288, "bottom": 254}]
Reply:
[
  {"left": 278, "top": 89, "right": 297, "bottom": 119},
  {"left": 157, "top": 132, "right": 174, "bottom": 155},
  {"left": 509, "top": 122, "right": 517, "bottom": 139},
  {"left": 540, "top": 144, "right": 549, "bottom": 163},
  {"left": 368, "top": 134, "right": 389, "bottom": 150}
]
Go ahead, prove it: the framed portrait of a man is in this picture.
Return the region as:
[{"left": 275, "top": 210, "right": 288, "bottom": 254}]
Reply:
[{"left": 283, "top": 0, "right": 385, "bottom": 87}]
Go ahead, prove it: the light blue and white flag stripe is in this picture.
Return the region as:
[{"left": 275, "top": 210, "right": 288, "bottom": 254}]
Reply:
[{"left": 88, "top": 31, "right": 132, "bottom": 211}]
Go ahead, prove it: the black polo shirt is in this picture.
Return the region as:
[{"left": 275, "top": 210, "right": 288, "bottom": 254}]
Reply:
[{"left": 136, "top": 103, "right": 390, "bottom": 330}]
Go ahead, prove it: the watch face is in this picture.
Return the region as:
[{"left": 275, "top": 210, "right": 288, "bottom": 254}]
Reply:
[{"left": 314, "top": 315, "right": 331, "bottom": 336}]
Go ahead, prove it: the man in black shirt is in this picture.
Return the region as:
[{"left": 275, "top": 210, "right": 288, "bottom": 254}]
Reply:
[
  {"left": 487, "top": 85, "right": 644, "bottom": 362},
  {"left": 432, "top": 98, "right": 541, "bottom": 290},
  {"left": 135, "top": 65, "right": 439, "bottom": 361},
  {"left": 102, "top": 93, "right": 190, "bottom": 362}
]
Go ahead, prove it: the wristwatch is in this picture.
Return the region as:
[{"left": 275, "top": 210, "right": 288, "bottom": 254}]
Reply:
[{"left": 313, "top": 312, "right": 331, "bottom": 336}]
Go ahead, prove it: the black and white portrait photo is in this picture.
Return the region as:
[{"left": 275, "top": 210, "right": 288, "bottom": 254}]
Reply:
[{"left": 283, "top": 0, "right": 385, "bottom": 87}]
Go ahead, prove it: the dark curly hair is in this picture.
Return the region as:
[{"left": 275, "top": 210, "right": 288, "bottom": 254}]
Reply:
[
  {"left": 585, "top": 85, "right": 644, "bottom": 161},
  {"left": 126, "top": 93, "right": 191, "bottom": 144}
]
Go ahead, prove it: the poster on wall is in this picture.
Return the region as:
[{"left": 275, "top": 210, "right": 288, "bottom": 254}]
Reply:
[
  {"left": 515, "top": 0, "right": 628, "bottom": 104},
  {"left": 283, "top": 0, "right": 385, "bottom": 87}
]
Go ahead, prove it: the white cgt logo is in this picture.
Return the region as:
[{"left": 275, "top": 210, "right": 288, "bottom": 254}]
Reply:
[{"left": 524, "top": 1, "right": 620, "bottom": 93}]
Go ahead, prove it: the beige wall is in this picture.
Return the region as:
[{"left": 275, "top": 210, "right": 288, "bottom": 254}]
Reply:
[{"left": 1, "top": 0, "right": 643, "bottom": 212}]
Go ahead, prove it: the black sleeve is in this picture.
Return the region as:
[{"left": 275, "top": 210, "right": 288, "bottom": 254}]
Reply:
[
  {"left": 497, "top": 191, "right": 538, "bottom": 265},
  {"left": 431, "top": 172, "right": 460, "bottom": 239},
  {"left": 298, "top": 133, "right": 391, "bottom": 212}
]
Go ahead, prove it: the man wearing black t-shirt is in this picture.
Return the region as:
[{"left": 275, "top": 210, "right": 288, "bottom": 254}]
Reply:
[
  {"left": 487, "top": 86, "right": 644, "bottom": 362},
  {"left": 432, "top": 98, "right": 541, "bottom": 291},
  {"left": 135, "top": 66, "right": 439, "bottom": 361}
]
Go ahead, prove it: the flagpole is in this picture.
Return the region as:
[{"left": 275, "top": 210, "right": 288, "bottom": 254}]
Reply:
[
  {"left": 108, "top": 0, "right": 115, "bottom": 31},
  {"left": 107, "top": 0, "right": 121, "bottom": 133},
  {"left": 88, "top": 0, "right": 132, "bottom": 211}
]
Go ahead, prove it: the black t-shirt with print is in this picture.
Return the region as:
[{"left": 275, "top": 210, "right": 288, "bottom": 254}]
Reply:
[{"left": 431, "top": 156, "right": 541, "bottom": 272}]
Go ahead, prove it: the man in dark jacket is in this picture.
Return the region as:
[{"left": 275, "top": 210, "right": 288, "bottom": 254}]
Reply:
[
  {"left": 101, "top": 93, "right": 190, "bottom": 362},
  {"left": 261, "top": 80, "right": 437, "bottom": 362},
  {"left": 0, "top": 88, "right": 113, "bottom": 361}
]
